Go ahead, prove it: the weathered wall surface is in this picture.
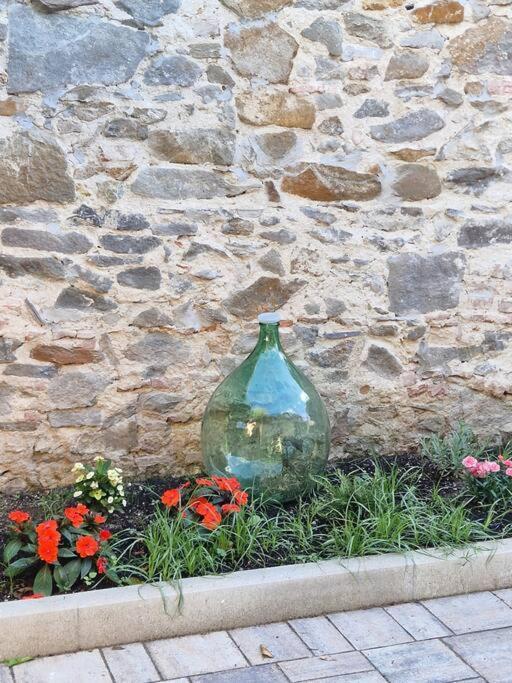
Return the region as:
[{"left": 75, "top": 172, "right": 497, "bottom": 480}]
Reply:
[{"left": 1, "top": 0, "right": 512, "bottom": 490}]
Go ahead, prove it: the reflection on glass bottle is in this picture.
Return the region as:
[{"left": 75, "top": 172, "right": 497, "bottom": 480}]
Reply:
[{"left": 202, "top": 312, "right": 331, "bottom": 502}]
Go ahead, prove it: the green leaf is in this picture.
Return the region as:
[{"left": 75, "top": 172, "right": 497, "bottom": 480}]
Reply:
[
  {"left": 80, "top": 558, "right": 92, "bottom": 579},
  {"left": 33, "top": 564, "right": 53, "bottom": 597},
  {"left": 63, "top": 558, "right": 82, "bottom": 587},
  {"left": 58, "top": 548, "right": 76, "bottom": 559},
  {"left": 53, "top": 565, "right": 68, "bottom": 591},
  {"left": 3, "top": 539, "right": 22, "bottom": 564},
  {"left": 4, "top": 557, "right": 35, "bottom": 578}
]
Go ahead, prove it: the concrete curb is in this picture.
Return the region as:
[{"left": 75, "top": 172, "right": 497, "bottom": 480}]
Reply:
[{"left": 2, "top": 538, "right": 512, "bottom": 659}]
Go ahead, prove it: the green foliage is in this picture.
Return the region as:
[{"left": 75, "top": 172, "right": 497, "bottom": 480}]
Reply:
[
  {"left": 420, "top": 422, "right": 490, "bottom": 475},
  {"left": 71, "top": 456, "right": 126, "bottom": 514},
  {"left": 114, "top": 463, "right": 503, "bottom": 586}
]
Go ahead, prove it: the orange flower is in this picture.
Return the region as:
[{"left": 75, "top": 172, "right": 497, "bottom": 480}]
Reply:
[
  {"left": 221, "top": 503, "right": 241, "bottom": 514},
  {"left": 99, "top": 529, "right": 112, "bottom": 541},
  {"left": 75, "top": 503, "right": 89, "bottom": 515},
  {"left": 36, "top": 519, "right": 61, "bottom": 563},
  {"left": 96, "top": 557, "right": 107, "bottom": 574},
  {"left": 8, "top": 510, "right": 30, "bottom": 524},
  {"left": 195, "top": 478, "right": 214, "bottom": 487},
  {"left": 76, "top": 535, "right": 100, "bottom": 558},
  {"left": 213, "top": 476, "right": 241, "bottom": 493},
  {"left": 201, "top": 508, "right": 222, "bottom": 530},
  {"left": 161, "top": 488, "right": 181, "bottom": 508},
  {"left": 94, "top": 514, "right": 107, "bottom": 524},
  {"left": 21, "top": 593, "right": 44, "bottom": 600},
  {"left": 64, "top": 507, "right": 85, "bottom": 528},
  {"left": 233, "top": 490, "right": 248, "bottom": 506},
  {"left": 37, "top": 539, "right": 59, "bottom": 564}
]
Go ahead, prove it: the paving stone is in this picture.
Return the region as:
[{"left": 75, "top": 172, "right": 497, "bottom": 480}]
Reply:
[
  {"left": 364, "top": 639, "right": 475, "bottom": 683},
  {"left": 145, "top": 631, "right": 247, "bottom": 678},
  {"left": 230, "top": 622, "right": 310, "bottom": 665},
  {"left": 13, "top": 650, "right": 111, "bottom": 683},
  {"left": 278, "top": 651, "right": 373, "bottom": 682},
  {"left": 385, "top": 603, "right": 451, "bottom": 640},
  {"left": 304, "top": 674, "right": 386, "bottom": 683},
  {"left": 328, "top": 608, "right": 413, "bottom": 650},
  {"left": 192, "top": 663, "right": 288, "bottom": 682},
  {"left": 422, "top": 591, "right": 512, "bottom": 633},
  {"left": 102, "top": 643, "right": 159, "bottom": 683},
  {"left": 445, "top": 627, "right": 512, "bottom": 683},
  {"left": 289, "top": 616, "right": 353, "bottom": 655}
]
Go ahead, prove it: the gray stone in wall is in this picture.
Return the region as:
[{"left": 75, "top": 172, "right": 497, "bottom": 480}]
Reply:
[
  {"left": 302, "top": 18, "right": 343, "bottom": 57},
  {"left": 370, "top": 109, "right": 445, "bottom": 143},
  {"left": 125, "top": 332, "right": 189, "bottom": 364},
  {"left": 38, "top": 0, "right": 98, "bottom": 10},
  {"left": 365, "top": 344, "right": 403, "bottom": 378},
  {"left": 296, "top": 0, "right": 348, "bottom": 8},
  {"left": 387, "top": 252, "right": 465, "bottom": 314},
  {"left": 259, "top": 228, "right": 296, "bottom": 244},
  {"left": 117, "top": 267, "right": 162, "bottom": 290},
  {"left": 151, "top": 222, "right": 198, "bottom": 236},
  {"left": 308, "top": 338, "right": 356, "bottom": 368},
  {"left": 436, "top": 87, "right": 463, "bottom": 107},
  {"left": 224, "top": 21, "right": 298, "bottom": 84},
  {"left": 384, "top": 50, "right": 429, "bottom": 80},
  {"left": 343, "top": 12, "right": 392, "bottom": 49},
  {"left": 258, "top": 249, "right": 285, "bottom": 276},
  {"left": 100, "top": 235, "right": 161, "bottom": 255},
  {"left": 400, "top": 29, "right": 445, "bottom": 51},
  {"left": 48, "top": 372, "right": 110, "bottom": 409},
  {"left": 0, "top": 338, "right": 22, "bottom": 363},
  {"left": 7, "top": 5, "right": 150, "bottom": 93},
  {"left": 354, "top": 99, "right": 389, "bottom": 118},
  {"left": 132, "top": 308, "right": 173, "bottom": 328},
  {"left": 458, "top": 218, "right": 512, "bottom": 248},
  {"left": 416, "top": 342, "right": 481, "bottom": 370},
  {"left": 3, "top": 364, "right": 57, "bottom": 379},
  {"left": 0, "top": 131, "right": 75, "bottom": 205},
  {"left": 449, "top": 17, "right": 512, "bottom": 75},
  {"left": 392, "top": 164, "right": 442, "bottom": 201},
  {"left": 116, "top": 213, "right": 150, "bottom": 231},
  {"left": 220, "top": 0, "right": 292, "bottom": 19},
  {"left": 116, "top": 0, "right": 181, "bottom": 27},
  {"left": 224, "top": 277, "right": 306, "bottom": 319},
  {"left": 207, "top": 64, "right": 236, "bottom": 87},
  {"left": 87, "top": 255, "right": 143, "bottom": 268},
  {"left": 49, "top": 408, "right": 102, "bottom": 428},
  {"left": 55, "top": 286, "right": 118, "bottom": 312},
  {"left": 2, "top": 228, "right": 92, "bottom": 255},
  {"left": 104, "top": 119, "right": 148, "bottom": 141},
  {"left": 148, "top": 129, "right": 236, "bottom": 165},
  {"left": 0, "top": 255, "right": 68, "bottom": 280},
  {"left": 446, "top": 167, "right": 504, "bottom": 194},
  {"left": 144, "top": 55, "right": 202, "bottom": 87},
  {"left": 131, "top": 167, "right": 254, "bottom": 200},
  {"left": 255, "top": 131, "right": 297, "bottom": 160}
]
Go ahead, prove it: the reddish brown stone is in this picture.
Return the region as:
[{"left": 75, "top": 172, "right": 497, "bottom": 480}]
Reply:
[
  {"left": 390, "top": 148, "right": 436, "bottom": 162},
  {"left": 281, "top": 163, "right": 381, "bottom": 202},
  {"left": 449, "top": 18, "right": 512, "bottom": 75},
  {"left": 236, "top": 91, "right": 315, "bottom": 129},
  {"left": 413, "top": 0, "right": 463, "bottom": 24},
  {"left": 30, "top": 344, "right": 104, "bottom": 365}
]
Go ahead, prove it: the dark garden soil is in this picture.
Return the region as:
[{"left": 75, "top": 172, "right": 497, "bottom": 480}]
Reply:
[{"left": 0, "top": 452, "right": 508, "bottom": 602}]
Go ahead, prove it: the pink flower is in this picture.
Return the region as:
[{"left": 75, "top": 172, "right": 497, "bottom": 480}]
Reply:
[
  {"left": 499, "top": 454, "right": 512, "bottom": 467},
  {"left": 484, "top": 461, "right": 500, "bottom": 473},
  {"left": 505, "top": 467, "right": 512, "bottom": 477},
  {"left": 462, "top": 456, "right": 478, "bottom": 470}
]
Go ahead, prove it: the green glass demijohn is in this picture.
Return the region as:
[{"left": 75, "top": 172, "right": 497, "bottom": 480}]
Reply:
[{"left": 202, "top": 312, "right": 331, "bottom": 502}]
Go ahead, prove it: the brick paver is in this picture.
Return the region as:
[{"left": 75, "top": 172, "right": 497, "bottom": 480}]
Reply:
[{"left": 6, "top": 589, "right": 512, "bottom": 682}]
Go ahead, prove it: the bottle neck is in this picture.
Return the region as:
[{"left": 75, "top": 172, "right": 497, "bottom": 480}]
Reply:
[{"left": 255, "top": 323, "right": 283, "bottom": 352}]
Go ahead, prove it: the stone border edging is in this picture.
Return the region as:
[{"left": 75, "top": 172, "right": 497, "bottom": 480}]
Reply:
[{"left": 2, "top": 538, "right": 512, "bottom": 660}]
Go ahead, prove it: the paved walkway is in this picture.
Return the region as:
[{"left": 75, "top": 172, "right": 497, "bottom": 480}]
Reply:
[{"left": 3, "top": 589, "right": 512, "bottom": 682}]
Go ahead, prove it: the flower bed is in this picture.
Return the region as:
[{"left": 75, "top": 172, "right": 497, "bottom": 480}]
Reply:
[{"left": 2, "top": 424, "right": 512, "bottom": 603}]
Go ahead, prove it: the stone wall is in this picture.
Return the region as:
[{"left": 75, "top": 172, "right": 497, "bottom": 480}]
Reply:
[{"left": 1, "top": 0, "right": 511, "bottom": 490}]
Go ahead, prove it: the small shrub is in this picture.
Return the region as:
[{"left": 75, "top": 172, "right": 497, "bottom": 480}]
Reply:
[
  {"left": 420, "top": 422, "right": 489, "bottom": 475},
  {"left": 3, "top": 505, "right": 117, "bottom": 597},
  {"left": 72, "top": 456, "right": 126, "bottom": 514},
  {"left": 462, "top": 455, "right": 512, "bottom": 505}
]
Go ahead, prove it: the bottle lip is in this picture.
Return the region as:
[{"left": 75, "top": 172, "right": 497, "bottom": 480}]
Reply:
[{"left": 258, "top": 312, "right": 280, "bottom": 324}]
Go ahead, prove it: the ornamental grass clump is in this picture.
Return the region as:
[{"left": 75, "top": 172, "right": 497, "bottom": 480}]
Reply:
[
  {"left": 3, "top": 503, "right": 117, "bottom": 597},
  {"left": 72, "top": 455, "right": 126, "bottom": 514}
]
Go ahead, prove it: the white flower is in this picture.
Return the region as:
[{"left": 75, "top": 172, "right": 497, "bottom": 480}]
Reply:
[
  {"left": 108, "top": 496, "right": 114, "bottom": 504},
  {"left": 74, "top": 490, "right": 82, "bottom": 497},
  {"left": 117, "top": 485, "right": 124, "bottom": 493},
  {"left": 108, "top": 507, "right": 114, "bottom": 513},
  {"left": 86, "top": 471, "right": 94, "bottom": 479},
  {"left": 93, "top": 455, "right": 104, "bottom": 462},
  {"left": 122, "top": 499, "right": 127, "bottom": 507},
  {"left": 90, "top": 481, "right": 99, "bottom": 489},
  {"left": 75, "top": 475, "right": 84, "bottom": 483},
  {"left": 71, "top": 462, "right": 85, "bottom": 473}
]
